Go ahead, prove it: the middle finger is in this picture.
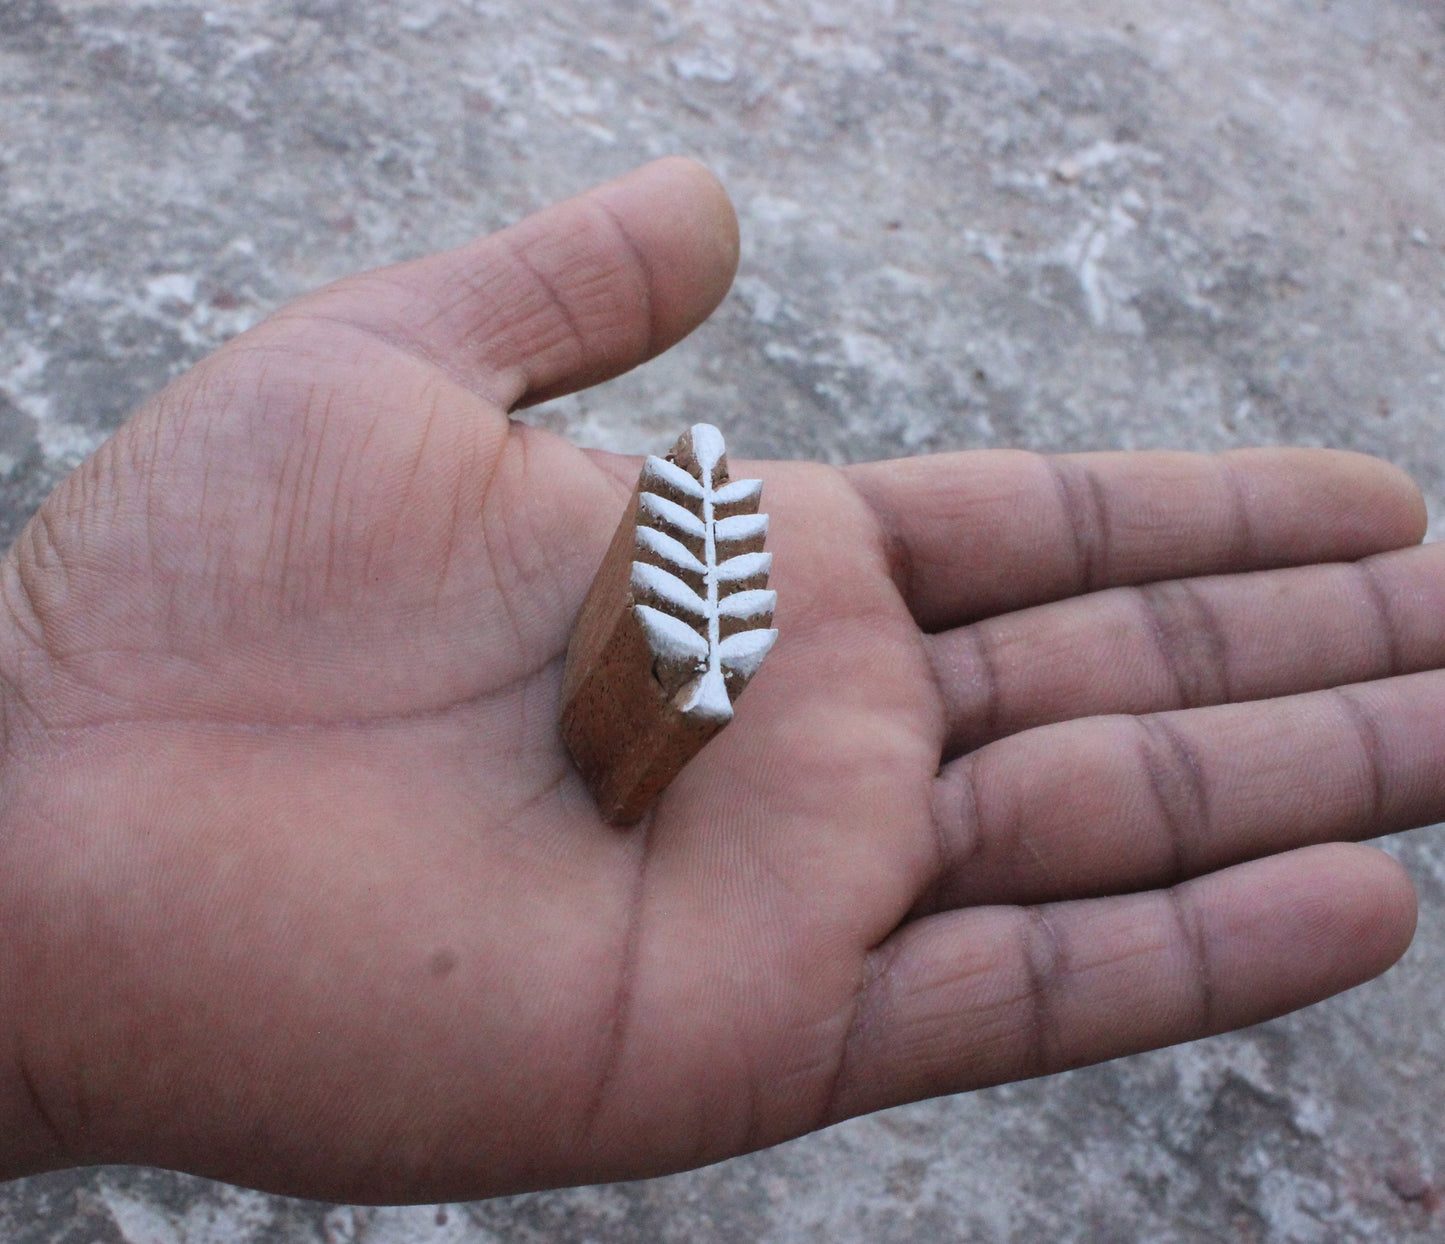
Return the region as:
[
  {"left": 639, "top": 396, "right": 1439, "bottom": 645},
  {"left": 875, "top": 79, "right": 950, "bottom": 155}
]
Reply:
[{"left": 928, "top": 541, "right": 1445, "bottom": 759}]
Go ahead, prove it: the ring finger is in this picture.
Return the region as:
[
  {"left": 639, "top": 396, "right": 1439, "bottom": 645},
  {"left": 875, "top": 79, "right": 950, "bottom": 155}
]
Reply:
[{"left": 922, "top": 668, "right": 1445, "bottom": 911}]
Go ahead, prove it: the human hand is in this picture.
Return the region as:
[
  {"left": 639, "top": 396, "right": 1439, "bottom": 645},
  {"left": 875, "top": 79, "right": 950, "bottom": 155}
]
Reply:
[{"left": 0, "top": 159, "right": 1439, "bottom": 1203}]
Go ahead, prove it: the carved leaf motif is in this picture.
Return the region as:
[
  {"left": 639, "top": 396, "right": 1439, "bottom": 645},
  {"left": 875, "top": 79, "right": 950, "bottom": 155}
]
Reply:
[{"left": 631, "top": 423, "right": 777, "bottom": 723}]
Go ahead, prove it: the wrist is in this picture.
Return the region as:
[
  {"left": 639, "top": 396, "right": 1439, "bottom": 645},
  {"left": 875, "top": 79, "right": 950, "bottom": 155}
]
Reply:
[
  {"left": 0, "top": 553, "right": 74, "bottom": 1182},
  {"left": 0, "top": 1044, "right": 69, "bottom": 1182},
  {"left": 0, "top": 833, "right": 72, "bottom": 1180}
]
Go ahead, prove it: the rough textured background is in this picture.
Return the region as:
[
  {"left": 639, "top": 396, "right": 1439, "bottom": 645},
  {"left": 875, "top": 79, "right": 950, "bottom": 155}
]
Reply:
[{"left": 3, "top": 0, "right": 1445, "bottom": 1239}]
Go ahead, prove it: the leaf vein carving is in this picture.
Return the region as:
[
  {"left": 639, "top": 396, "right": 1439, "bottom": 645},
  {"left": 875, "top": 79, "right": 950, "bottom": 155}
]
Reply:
[{"left": 630, "top": 425, "right": 778, "bottom": 723}]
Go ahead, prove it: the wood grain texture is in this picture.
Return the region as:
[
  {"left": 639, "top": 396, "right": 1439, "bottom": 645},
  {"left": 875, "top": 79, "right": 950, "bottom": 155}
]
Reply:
[{"left": 560, "top": 424, "right": 777, "bottom": 824}]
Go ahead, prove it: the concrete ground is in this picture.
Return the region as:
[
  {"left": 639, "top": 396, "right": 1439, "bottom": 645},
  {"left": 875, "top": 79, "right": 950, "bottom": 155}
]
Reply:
[{"left": 2, "top": 0, "right": 1445, "bottom": 1239}]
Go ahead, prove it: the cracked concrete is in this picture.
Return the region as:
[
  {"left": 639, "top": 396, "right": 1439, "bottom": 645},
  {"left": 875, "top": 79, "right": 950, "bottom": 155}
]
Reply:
[{"left": 2, "top": 0, "right": 1445, "bottom": 1239}]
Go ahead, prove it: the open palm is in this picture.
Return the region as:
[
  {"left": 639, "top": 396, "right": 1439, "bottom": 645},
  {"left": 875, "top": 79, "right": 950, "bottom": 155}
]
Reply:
[{"left": 1, "top": 160, "right": 1441, "bottom": 1203}]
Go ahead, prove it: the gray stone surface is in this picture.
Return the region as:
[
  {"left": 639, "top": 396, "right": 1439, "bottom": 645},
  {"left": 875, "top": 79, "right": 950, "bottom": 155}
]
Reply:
[{"left": 2, "top": 0, "right": 1444, "bottom": 1238}]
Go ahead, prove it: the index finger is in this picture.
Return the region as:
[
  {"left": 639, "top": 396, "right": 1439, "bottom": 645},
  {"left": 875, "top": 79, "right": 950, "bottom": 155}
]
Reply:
[{"left": 844, "top": 448, "right": 1426, "bottom": 631}]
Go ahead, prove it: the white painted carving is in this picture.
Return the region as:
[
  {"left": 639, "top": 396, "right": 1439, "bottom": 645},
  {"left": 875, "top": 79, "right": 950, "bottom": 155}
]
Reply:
[{"left": 632, "top": 424, "right": 777, "bottom": 722}]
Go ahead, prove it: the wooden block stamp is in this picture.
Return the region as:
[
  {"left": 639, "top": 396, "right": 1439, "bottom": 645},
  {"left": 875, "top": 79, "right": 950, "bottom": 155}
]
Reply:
[{"left": 560, "top": 424, "right": 777, "bottom": 824}]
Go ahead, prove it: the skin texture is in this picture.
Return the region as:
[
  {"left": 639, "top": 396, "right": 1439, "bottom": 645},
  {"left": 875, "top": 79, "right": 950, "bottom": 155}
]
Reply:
[{"left": 0, "top": 158, "right": 1438, "bottom": 1203}]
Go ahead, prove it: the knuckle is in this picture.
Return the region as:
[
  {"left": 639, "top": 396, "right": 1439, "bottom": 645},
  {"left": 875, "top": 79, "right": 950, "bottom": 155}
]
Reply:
[
  {"left": 1165, "top": 886, "right": 1216, "bottom": 1032},
  {"left": 1352, "top": 559, "right": 1402, "bottom": 680},
  {"left": 1016, "top": 908, "right": 1066, "bottom": 1077},
  {"left": 1331, "top": 686, "right": 1389, "bottom": 826},
  {"left": 1134, "top": 581, "right": 1232, "bottom": 708},
  {"left": 1133, "top": 714, "right": 1211, "bottom": 882},
  {"left": 1042, "top": 456, "right": 1112, "bottom": 594}
]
